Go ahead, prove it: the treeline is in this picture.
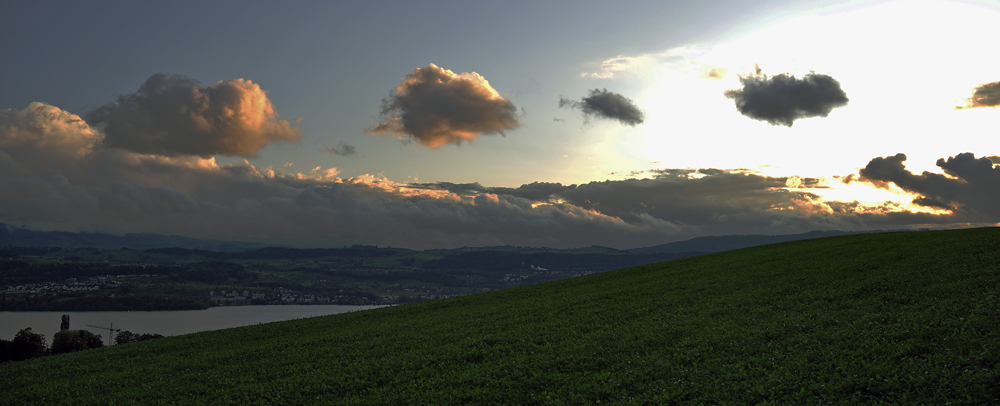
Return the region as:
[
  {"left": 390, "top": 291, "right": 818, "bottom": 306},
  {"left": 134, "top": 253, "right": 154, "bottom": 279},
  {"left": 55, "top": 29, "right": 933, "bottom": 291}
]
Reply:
[
  {"left": 318, "top": 268, "right": 461, "bottom": 287},
  {"left": 0, "top": 295, "right": 211, "bottom": 311},
  {"left": 145, "top": 245, "right": 399, "bottom": 260},
  {"left": 1, "top": 325, "right": 162, "bottom": 364},
  {"left": 1, "top": 260, "right": 256, "bottom": 286},
  {"left": 0, "top": 246, "right": 62, "bottom": 257},
  {"left": 167, "top": 262, "right": 256, "bottom": 284},
  {"left": 423, "top": 251, "right": 701, "bottom": 273},
  {"left": 0, "top": 260, "right": 153, "bottom": 285}
]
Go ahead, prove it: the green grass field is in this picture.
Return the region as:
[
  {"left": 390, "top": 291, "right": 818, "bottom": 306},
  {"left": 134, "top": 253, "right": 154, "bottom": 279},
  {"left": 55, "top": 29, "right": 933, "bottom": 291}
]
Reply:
[{"left": 2, "top": 228, "right": 998, "bottom": 404}]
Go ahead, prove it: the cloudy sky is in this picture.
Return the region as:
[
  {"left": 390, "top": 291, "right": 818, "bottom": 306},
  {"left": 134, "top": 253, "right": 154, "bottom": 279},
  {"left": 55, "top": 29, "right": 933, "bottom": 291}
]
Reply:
[{"left": 1, "top": 0, "right": 997, "bottom": 249}]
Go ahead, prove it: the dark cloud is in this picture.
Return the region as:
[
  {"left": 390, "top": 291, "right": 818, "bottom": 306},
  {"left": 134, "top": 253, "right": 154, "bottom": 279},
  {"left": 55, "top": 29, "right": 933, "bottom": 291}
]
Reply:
[
  {"left": 85, "top": 74, "right": 301, "bottom": 158},
  {"left": 558, "top": 89, "right": 644, "bottom": 126},
  {"left": 859, "top": 152, "right": 1000, "bottom": 218},
  {"left": 366, "top": 64, "right": 522, "bottom": 148},
  {"left": 724, "top": 66, "right": 849, "bottom": 127},
  {"left": 326, "top": 141, "right": 357, "bottom": 157},
  {"left": 956, "top": 81, "right": 1000, "bottom": 109}
]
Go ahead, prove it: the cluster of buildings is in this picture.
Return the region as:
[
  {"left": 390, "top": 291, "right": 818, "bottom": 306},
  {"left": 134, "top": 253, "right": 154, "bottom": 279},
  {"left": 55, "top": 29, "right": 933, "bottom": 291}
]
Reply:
[
  {"left": 502, "top": 273, "right": 532, "bottom": 283},
  {"left": 208, "top": 290, "right": 266, "bottom": 303},
  {"left": 208, "top": 288, "right": 333, "bottom": 305},
  {"left": 379, "top": 293, "right": 458, "bottom": 303},
  {"left": 3, "top": 274, "right": 154, "bottom": 300}
]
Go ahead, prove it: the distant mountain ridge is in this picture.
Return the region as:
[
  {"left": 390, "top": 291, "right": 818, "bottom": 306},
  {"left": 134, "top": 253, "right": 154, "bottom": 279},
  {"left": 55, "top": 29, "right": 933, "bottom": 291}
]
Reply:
[
  {"left": 0, "top": 224, "right": 275, "bottom": 251},
  {"left": 627, "top": 230, "right": 860, "bottom": 255},
  {"left": 0, "top": 223, "right": 863, "bottom": 254}
]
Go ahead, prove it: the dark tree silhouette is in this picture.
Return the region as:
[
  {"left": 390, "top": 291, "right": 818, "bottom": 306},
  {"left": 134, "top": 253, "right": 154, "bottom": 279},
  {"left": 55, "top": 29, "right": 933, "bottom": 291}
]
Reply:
[
  {"left": 3, "top": 328, "right": 48, "bottom": 361},
  {"left": 50, "top": 330, "right": 103, "bottom": 355}
]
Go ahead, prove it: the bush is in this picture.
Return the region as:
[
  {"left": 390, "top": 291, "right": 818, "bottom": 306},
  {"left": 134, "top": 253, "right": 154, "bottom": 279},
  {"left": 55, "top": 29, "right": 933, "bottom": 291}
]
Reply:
[
  {"left": 115, "top": 330, "right": 164, "bottom": 345},
  {"left": 2, "top": 328, "right": 48, "bottom": 362},
  {"left": 50, "top": 330, "right": 103, "bottom": 355}
]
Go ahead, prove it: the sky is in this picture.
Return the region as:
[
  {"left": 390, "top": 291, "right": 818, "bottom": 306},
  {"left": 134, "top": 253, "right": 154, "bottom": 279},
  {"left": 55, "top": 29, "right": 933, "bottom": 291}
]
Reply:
[{"left": 1, "top": 0, "right": 998, "bottom": 249}]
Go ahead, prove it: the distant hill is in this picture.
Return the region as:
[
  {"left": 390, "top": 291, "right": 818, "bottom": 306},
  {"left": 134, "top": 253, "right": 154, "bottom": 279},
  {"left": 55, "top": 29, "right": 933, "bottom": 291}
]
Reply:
[
  {"left": 2, "top": 228, "right": 996, "bottom": 403},
  {"left": 0, "top": 223, "right": 862, "bottom": 255},
  {"left": 628, "top": 230, "right": 860, "bottom": 254},
  {"left": 0, "top": 224, "right": 275, "bottom": 251}
]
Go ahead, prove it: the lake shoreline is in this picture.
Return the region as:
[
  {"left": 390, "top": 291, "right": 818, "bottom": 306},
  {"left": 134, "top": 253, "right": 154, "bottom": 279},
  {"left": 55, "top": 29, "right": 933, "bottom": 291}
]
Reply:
[{"left": 0, "top": 304, "right": 384, "bottom": 343}]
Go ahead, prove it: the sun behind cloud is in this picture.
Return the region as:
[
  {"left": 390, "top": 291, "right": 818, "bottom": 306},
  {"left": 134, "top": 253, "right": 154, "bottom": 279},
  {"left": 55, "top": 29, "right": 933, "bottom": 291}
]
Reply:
[{"left": 619, "top": 0, "right": 1000, "bottom": 180}]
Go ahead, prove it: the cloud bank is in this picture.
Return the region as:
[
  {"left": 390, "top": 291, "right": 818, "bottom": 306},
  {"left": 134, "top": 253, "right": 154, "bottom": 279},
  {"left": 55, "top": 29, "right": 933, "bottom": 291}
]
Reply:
[
  {"left": 85, "top": 73, "right": 301, "bottom": 158},
  {"left": 0, "top": 98, "right": 984, "bottom": 250},
  {"left": 366, "top": 64, "right": 522, "bottom": 148},
  {"left": 956, "top": 81, "right": 1000, "bottom": 109},
  {"left": 724, "top": 66, "right": 849, "bottom": 127},
  {"left": 558, "top": 89, "right": 644, "bottom": 126}
]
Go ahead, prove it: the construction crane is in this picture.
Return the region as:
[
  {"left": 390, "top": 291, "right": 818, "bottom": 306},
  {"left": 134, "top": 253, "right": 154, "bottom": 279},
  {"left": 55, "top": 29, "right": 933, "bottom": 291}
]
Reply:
[{"left": 86, "top": 323, "right": 121, "bottom": 345}]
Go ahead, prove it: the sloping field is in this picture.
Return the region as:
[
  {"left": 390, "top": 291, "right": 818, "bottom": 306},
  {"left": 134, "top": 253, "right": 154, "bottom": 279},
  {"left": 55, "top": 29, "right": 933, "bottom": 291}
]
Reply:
[{"left": 2, "top": 228, "right": 998, "bottom": 404}]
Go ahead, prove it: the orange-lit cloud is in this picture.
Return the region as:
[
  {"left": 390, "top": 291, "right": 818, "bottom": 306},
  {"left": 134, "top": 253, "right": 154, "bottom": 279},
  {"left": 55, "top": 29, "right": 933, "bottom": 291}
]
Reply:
[
  {"left": 0, "top": 102, "right": 101, "bottom": 166},
  {"left": 86, "top": 73, "right": 301, "bottom": 158},
  {"left": 366, "top": 64, "right": 522, "bottom": 148},
  {"left": 955, "top": 81, "right": 1000, "bottom": 109}
]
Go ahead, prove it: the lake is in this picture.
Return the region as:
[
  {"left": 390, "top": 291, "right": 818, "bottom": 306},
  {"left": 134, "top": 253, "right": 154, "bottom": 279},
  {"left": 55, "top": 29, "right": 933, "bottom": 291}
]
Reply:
[{"left": 0, "top": 305, "right": 383, "bottom": 344}]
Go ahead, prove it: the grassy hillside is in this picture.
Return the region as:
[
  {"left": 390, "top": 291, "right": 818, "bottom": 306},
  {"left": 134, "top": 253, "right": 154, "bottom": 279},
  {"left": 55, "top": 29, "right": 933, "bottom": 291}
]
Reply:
[
  {"left": 627, "top": 230, "right": 856, "bottom": 254},
  {"left": 2, "top": 228, "right": 998, "bottom": 404}
]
